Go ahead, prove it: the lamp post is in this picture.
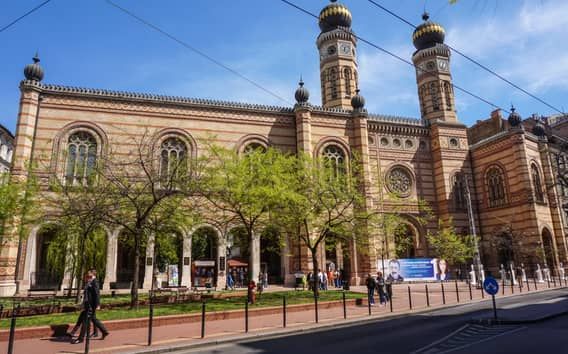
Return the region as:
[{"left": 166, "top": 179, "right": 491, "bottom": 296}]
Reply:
[{"left": 465, "top": 176, "right": 482, "bottom": 284}]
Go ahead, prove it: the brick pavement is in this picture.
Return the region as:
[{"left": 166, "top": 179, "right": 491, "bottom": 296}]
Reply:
[{"left": 0, "top": 280, "right": 563, "bottom": 354}]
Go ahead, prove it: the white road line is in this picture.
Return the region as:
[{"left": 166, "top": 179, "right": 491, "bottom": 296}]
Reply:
[
  {"left": 410, "top": 324, "right": 470, "bottom": 354},
  {"left": 435, "top": 326, "right": 527, "bottom": 354}
]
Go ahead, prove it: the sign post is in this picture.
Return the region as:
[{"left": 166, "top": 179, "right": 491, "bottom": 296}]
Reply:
[{"left": 483, "top": 277, "right": 499, "bottom": 320}]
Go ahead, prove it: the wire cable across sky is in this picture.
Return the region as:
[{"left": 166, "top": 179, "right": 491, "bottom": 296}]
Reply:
[
  {"left": 0, "top": 0, "right": 53, "bottom": 34},
  {"left": 366, "top": 0, "right": 564, "bottom": 115},
  {"left": 104, "top": 0, "right": 293, "bottom": 106}
]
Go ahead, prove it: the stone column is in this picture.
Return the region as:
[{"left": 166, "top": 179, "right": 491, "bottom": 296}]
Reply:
[
  {"left": 249, "top": 232, "right": 261, "bottom": 283},
  {"left": 142, "top": 234, "right": 155, "bottom": 290},
  {"left": 103, "top": 229, "right": 119, "bottom": 291},
  {"left": 216, "top": 239, "right": 227, "bottom": 290},
  {"left": 181, "top": 232, "right": 191, "bottom": 287}
]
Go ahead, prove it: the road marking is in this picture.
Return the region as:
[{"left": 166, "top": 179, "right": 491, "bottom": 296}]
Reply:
[{"left": 434, "top": 326, "right": 526, "bottom": 353}]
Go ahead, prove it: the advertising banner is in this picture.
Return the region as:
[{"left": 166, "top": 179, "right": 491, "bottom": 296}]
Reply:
[{"left": 378, "top": 258, "right": 447, "bottom": 281}]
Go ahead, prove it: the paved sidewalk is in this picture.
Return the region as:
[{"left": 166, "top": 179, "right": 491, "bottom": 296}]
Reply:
[{"left": 0, "top": 280, "right": 564, "bottom": 354}]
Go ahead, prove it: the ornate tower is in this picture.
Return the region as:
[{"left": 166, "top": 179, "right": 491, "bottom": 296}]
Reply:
[
  {"left": 317, "top": 0, "right": 358, "bottom": 110},
  {"left": 412, "top": 13, "right": 456, "bottom": 123}
]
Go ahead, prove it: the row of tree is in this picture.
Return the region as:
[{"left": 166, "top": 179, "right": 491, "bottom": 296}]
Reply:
[{"left": 0, "top": 132, "right": 476, "bottom": 306}]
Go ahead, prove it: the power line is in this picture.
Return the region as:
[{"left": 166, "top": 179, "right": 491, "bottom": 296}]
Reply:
[
  {"left": 278, "top": 0, "right": 509, "bottom": 114},
  {"left": 0, "top": 0, "right": 53, "bottom": 33},
  {"left": 366, "top": 0, "right": 565, "bottom": 115},
  {"left": 104, "top": 0, "right": 292, "bottom": 106}
]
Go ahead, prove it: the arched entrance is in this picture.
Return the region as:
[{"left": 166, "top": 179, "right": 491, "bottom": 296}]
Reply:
[
  {"left": 260, "top": 226, "right": 282, "bottom": 284},
  {"left": 154, "top": 228, "right": 184, "bottom": 287},
  {"left": 191, "top": 226, "right": 218, "bottom": 287},
  {"left": 116, "top": 231, "right": 146, "bottom": 289},
  {"left": 542, "top": 229, "right": 556, "bottom": 273},
  {"left": 31, "top": 224, "right": 64, "bottom": 290},
  {"left": 395, "top": 223, "right": 416, "bottom": 259},
  {"left": 81, "top": 226, "right": 108, "bottom": 287},
  {"left": 227, "top": 227, "right": 249, "bottom": 287},
  {"left": 495, "top": 232, "right": 514, "bottom": 267}
]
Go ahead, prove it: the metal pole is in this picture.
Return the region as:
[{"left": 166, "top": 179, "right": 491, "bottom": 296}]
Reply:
[
  {"left": 480, "top": 284, "right": 485, "bottom": 299},
  {"left": 201, "top": 301, "right": 206, "bottom": 338},
  {"left": 283, "top": 296, "right": 286, "bottom": 328},
  {"left": 148, "top": 292, "right": 154, "bottom": 346},
  {"left": 455, "top": 280, "right": 460, "bottom": 303},
  {"left": 533, "top": 275, "right": 538, "bottom": 291},
  {"left": 492, "top": 294, "right": 497, "bottom": 320},
  {"left": 465, "top": 178, "right": 482, "bottom": 282},
  {"left": 519, "top": 278, "right": 522, "bottom": 293},
  {"left": 407, "top": 286, "right": 412, "bottom": 310},
  {"left": 502, "top": 278, "right": 505, "bottom": 295},
  {"left": 552, "top": 275, "right": 557, "bottom": 288},
  {"left": 425, "top": 284, "right": 430, "bottom": 307},
  {"left": 342, "top": 291, "right": 347, "bottom": 319},
  {"left": 7, "top": 304, "right": 19, "bottom": 354},
  {"left": 314, "top": 294, "right": 319, "bottom": 323},
  {"left": 441, "top": 282, "right": 446, "bottom": 305},
  {"left": 468, "top": 280, "right": 473, "bottom": 300},
  {"left": 527, "top": 276, "right": 531, "bottom": 291},
  {"left": 511, "top": 278, "right": 514, "bottom": 294},
  {"left": 389, "top": 291, "right": 393, "bottom": 313},
  {"left": 547, "top": 276, "right": 551, "bottom": 289},
  {"left": 84, "top": 309, "right": 91, "bottom": 354},
  {"left": 245, "top": 299, "right": 249, "bottom": 333},
  {"left": 368, "top": 292, "right": 372, "bottom": 316}
]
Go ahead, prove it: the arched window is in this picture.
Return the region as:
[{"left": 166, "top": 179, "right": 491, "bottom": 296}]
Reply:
[
  {"left": 487, "top": 166, "right": 506, "bottom": 207},
  {"left": 444, "top": 81, "right": 453, "bottom": 111},
  {"left": 453, "top": 172, "right": 467, "bottom": 210},
  {"left": 344, "top": 68, "right": 352, "bottom": 97},
  {"left": 322, "top": 145, "right": 346, "bottom": 177},
  {"left": 244, "top": 142, "right": 267, "bottom": 154},
  {"left": 65, "top": 131, "right": 97, "bottom": 185},
  {"left": 429, "top": 81, "right": 440, "bottom": 111},
  {"left": 159, "top": 137, "right": 188, "bottom": 181},
  {"left": 330, "top": 68, "right": 338, "bottom": 99},
  {"left": 531, "top": 163, "right": 544, "bottom": 203}
]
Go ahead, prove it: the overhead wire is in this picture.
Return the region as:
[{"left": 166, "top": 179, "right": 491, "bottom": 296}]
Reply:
[
  {"left": 366, "top": 0, "right": 564, "bottom": 115},
  {"left": 0, "top": 0, "right": 53, "bottom": 33},
  {"left": 279, "top": 0, "right": 509, "bottom": 114},
  {"left": 104, "top": 0, "right": 293, "bottom": 106}
]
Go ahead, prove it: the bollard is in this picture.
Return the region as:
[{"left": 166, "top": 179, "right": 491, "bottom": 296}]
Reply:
[
  {"left": 511, "top": 279, "right": 514, "bottom": 294},
  {"left": 342, "top": 291, "right": 347, "bottom": 319},
  {"left": 502, "top": 278, "right": 505, "bottom": 295},
  {"left": 368, "top": 293, "right": 372, "bottom": 316},
  {"left": 425, "top": 284, "right": 430, "bottom": 307},
  {"left": 245, "top": 299, "right": 249, "bottom": 333},
  {"left": 533, "top": 276, "right": 538, "bottom": 291},
  {"left": 455, "top": 281, "right": 460, "bottom": 303},
  {"left": 547, "top": 276, "right": 551, "bottom": 289},
  {"left": 148, "top": 292, "right": 154, "bottom": 346},
  {"left": 468, "top": 281, "right": 473, "bottom": 301},
  {"left": 389, "top": 292, "right": 393, "bottom": 313},
  {"left": 283, "top": 296, "right": 287, "bottom": 328},
  {"left": 519, "top": 278, "right": 523, "bottom": 293},
  {"left": 314, "top": 295, "right": 319, "bottom": 323},
  {"left": 480, "top": 284, "right": 485, "bottom": 299},
  {"left": 84, "top": 309, "right": 91, "bottom": 354},
  {"left": 7, "top": 304, "right": 19, "bottom": 354},
  {"left": 201, "top": 301, "right": 206, "bottom": 338},
  {"left": 552, "top": 275, "right": 557, "bottom": 288},
  {"left": 527, "top": 277, "right": 531, "bottom": 291},
  {"left": 408, "top": 286, "right": 412, "bottom": 310},
  {"left": 441, "top": 282, "right": 446, "bottom": 305}
]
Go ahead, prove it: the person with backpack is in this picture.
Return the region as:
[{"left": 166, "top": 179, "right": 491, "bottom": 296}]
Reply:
[{"left": 376, "top": 271, "right": 387, "bottom": 306}]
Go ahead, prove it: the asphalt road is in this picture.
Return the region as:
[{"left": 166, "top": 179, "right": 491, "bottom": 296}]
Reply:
[{"left": 170, "top": 288, "right": 568, "bottom": 354}]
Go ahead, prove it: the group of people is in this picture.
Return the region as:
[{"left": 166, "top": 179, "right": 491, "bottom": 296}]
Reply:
[
  {"left": 68, "top": 269, "right": 109, "bottom": 344},
  {"left": 226, "top": 268, "right": 248, "bottom": 290},
  {"left": 306, "top": 269, "right": 345, "bottom": 291},
  {"left": 365, "top": 272, "right": 394, "bottom": 306}
]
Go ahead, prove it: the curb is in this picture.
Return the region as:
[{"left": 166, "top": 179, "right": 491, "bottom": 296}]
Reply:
[
  {"left": 125, "top": 287, "right": 568, "bottom": 354},
  {"left": 469, "top": 309, "right": 568, "bottom": 325}
]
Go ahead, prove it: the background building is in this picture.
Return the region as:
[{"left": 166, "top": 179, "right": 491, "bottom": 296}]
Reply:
[
  {"left": 0, "top": 1, "right": 566, "bottom": 295},
  {"left": 0, "top": 123, "right": 14, "bottom": 174}
]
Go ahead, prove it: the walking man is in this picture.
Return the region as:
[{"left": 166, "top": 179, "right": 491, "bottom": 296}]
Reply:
[
  {"left": 365, "top": 273, "right": 376, "bottom": 306},
  {"left": 72, "top": 270, "right": 109, "bottom": 344}
]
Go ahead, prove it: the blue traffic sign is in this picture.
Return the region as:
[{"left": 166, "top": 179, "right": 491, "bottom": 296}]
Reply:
[{"left": 483, "top": 277, "right": 499, "bottom": 296}]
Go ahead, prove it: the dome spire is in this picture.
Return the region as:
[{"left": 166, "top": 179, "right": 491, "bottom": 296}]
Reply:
[
  {"left": 24, "top": 53, "right": 44, "bottom": 82},
  {"left": 412, "top": 13, "right": 445, "bottom": 50},
  {"left": 318, "top": 0, "right": 352, "bottom": 33},
  {"left": 295, "top": 77, "right": 310, "bottom": 104}
]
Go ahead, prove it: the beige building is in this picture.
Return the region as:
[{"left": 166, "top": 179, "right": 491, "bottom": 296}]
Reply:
[
  {"left": 0, "top": 123, "right": 14, "bottom": 174},
  {"left": 0, "top": 1, "right": 566, "bottom": 295}
]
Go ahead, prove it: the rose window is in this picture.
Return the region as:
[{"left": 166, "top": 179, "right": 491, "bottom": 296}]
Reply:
[{"left": 387, "top": 167, "right": 413, "bottom": 196}]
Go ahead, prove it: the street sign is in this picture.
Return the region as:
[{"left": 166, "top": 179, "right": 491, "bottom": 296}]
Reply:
[{"left": 483, "top": 277, "right": 499, "bottom": 296}]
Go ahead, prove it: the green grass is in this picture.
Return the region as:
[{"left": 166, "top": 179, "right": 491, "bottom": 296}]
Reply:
[{"left": 0, "top": 291, "right": 363, "bottom": 329}]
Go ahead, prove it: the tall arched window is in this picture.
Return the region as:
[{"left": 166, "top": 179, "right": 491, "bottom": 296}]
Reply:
[
  {"left": 487, "top": 166, "right": 506, "bottom": 207},
  {"left": 330, "top": 68, "right": 338, "bottom": 99},
  {"left": 531, "top": 163, "right": 544, "bottom": 203},
  {"left": 65, "top": 131, "right": 97, "bottom": 185},
  {"left": 453, "top": 172, "right": 467, "bottom": 210},
  {"left": 444, "top": 81, "right": 453, "bottom": 111},
  {"left": 159, "top": 137, "right": 188, "bottom": 181},
  {"left": 430, "top": 81, "right": 440, "bottom": 111},
  {"left": 322, "top": 145, "right": 346, "bottom": 178},
  {"left": 344, "top": 68, "right": 352, "bottom": 97}
]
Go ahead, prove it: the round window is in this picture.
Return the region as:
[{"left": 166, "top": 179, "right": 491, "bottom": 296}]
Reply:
[
  {"left": 393, "top": 139, "right": 401, "bottom": 148},
  {"left": 449, "top": 138, "right": 459, "bottom": 148},
  {"left": 405, "top": 140, "right": 414, "bottom": 149},
  {"left": 380, "top": 137, "right": 389, "bottom": 147},
  {"left": 386, "top": 167, "right": 413, "bottom": 197}
]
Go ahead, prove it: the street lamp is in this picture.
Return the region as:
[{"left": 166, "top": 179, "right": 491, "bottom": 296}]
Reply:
[{"left": 465, "top": 176, "right": 482, "bottom": 283}]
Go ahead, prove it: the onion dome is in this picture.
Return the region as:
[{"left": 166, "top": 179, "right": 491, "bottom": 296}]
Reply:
[
  {"left": 532, "top": 118, "right": 546, "bottom": 137},
  {"left": 24, "top": 53, "right": 44, "bottom": 82},
  {"left": 507, "top": 106, "right": 522, "bottom": 127},
  {"left": 351, "top": 89, "right": 365, "bottom": 110},
  {"left": 412, "top": 13, "right": 445, "bottom": 50},
  {"left": 319, "top": 0, "right": 352, "bottom": 33},
  {"left": 294, "top": 79, "right": 310, "bottom": 104}
]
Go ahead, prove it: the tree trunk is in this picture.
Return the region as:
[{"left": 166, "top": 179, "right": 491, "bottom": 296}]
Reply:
[
  {"left": 131, "top": 232, "right": 141, "bottom": 309},
  {"left": 311, "top": 249, "right": 320, "bottom": 298}
]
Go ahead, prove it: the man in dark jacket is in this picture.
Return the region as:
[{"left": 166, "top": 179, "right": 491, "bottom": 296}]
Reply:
[
  {"left": 72, "top": 270, "right": 109, "bottom": 344},
  {"left": 365, "top": 273, "right": 376, "bottom": 306}
]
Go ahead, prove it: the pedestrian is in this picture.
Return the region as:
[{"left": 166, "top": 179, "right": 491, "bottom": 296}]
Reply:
[
  {"left": 334, "top": 269, "right": 340, "bottom": 288},
  {"left": 318, "top": 269, "right": 324, "bottom": 290},
  {"left": 322, "top": 271, "right": 328, "bottom": 291},
  {"left": 307, "top": 272, "right": 313, "bottom": 291},
  {"left": 365, "top": 273, "right": 376, "bottom": 306},
  {"left": 247, "top": 280, "right": 257, "bottom": 304},
  {"left": 68, "top": 272, "right": 97, "bottom": 338},
  {"left": 376, "top": 271, "right": 386, "bottom": 306},
  {"left": 227, "top": 272, "right": 234, "bottom": 290},
  {"left": 71, "top": 270, "right": 109, "bottom": 344},
  {"left": 263, "top": 271, "right": 268, "bottom": 289},
  {"left": 385, "top": 273, "right": 393, "bottom": 301}
]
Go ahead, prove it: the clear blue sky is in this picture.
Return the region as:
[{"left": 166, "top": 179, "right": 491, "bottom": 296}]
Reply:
[{"left": 0, "top": 0, "right": 566, "bottom": 133}]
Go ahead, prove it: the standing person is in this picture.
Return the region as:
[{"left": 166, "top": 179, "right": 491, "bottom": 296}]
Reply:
[
  {"left": 317, "top": 269, "right": 324, "bottom": 290},
  {"left": 239, "top": 268, "right": 245, "bottom": 288},
  {"left": 307, "top": 272, "right": 313, "bottom": 291},
  {"left": 247, "top": 280, "right": 257, "bottom": 304},
  {"left": 262, "top": 271, "right": 268, "bottom": 289},
  {"left": 365, "top": 273, "right": 376, "bottom": 306},
  {"left": 385, "top": 273, "right": 393, "bottom": 301},
  {"left": 72, "top": 271, "right": 109, "bottom": 344},
  {"left": 376, "top": 272, "right": 387, "bottom": 306},
  {"left": 322, "top": 271, "right": 328, "bottom": 291},
  {"left": 227, "top": 272, "right": 234, "bottom": 290}
]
